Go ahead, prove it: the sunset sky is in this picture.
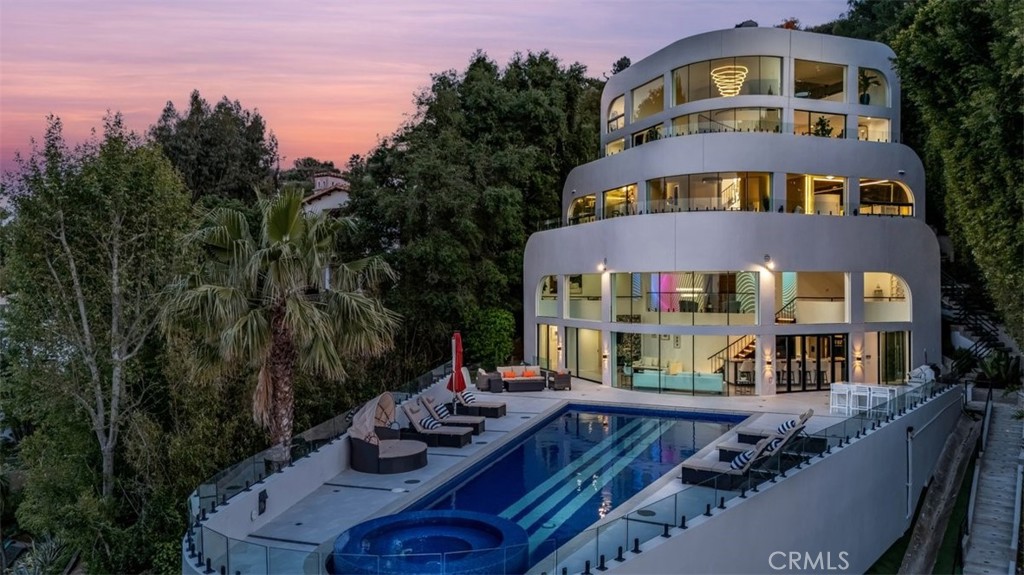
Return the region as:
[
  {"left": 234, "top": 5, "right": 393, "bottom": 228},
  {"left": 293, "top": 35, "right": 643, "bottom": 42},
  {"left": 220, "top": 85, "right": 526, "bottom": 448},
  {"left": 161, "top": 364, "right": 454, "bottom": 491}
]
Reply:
[{"left": 1, "top": 1, "right": 850, "bottom": 173}]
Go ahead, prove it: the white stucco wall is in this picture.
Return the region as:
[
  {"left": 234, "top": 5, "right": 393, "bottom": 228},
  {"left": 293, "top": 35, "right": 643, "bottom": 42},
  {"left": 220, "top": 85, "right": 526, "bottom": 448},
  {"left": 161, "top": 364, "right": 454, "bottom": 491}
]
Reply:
[{"left": 523, "top": 212, "right": 941, "bottom": 391}]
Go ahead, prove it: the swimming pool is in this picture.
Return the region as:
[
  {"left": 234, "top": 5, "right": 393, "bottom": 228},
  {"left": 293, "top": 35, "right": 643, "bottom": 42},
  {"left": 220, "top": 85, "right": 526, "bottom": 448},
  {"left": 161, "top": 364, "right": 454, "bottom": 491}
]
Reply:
[{"left": 407, "top": 405, "right": 745, "bottom": 565}]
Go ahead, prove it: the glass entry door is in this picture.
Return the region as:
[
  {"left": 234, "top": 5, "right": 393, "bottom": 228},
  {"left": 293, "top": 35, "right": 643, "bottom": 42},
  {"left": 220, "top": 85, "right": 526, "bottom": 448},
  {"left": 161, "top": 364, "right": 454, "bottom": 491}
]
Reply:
[{"left": 775, "top": 333, "right": 848, "bottom": 393}]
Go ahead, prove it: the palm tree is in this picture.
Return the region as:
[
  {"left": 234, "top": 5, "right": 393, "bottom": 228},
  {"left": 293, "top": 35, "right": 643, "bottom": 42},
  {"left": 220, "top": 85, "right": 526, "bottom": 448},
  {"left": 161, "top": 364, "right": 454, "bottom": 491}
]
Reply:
[{"left": 164, "top": 190, "right": 399, "bottom": 461}]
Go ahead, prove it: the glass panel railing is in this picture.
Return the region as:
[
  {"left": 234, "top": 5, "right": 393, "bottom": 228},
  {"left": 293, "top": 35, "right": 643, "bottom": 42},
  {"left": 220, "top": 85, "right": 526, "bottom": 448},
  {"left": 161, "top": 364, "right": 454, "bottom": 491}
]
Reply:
[
  {"left": 531, "top": 380, "right": 954, "bottom": 574},
  {"left": 228, "top": 539, "right": 269, "bottom": 575},
  {"left": 268, "top": 547, "right": 321, "bottom": 575},
  {"left": 186, "top": 373, "right": 955, "bottom": 575}
]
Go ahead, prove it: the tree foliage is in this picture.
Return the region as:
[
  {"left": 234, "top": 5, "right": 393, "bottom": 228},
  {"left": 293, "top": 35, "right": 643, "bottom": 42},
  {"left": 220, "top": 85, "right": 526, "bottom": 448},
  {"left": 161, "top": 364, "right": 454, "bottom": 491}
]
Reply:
[
  {"left": 149, "top": 90, "right": 278, "bottom": 204},
  {"left": 163, "top": 190, "right": 399, "bottom": 459},
  {"left": 345, "top": 51, "right": 601, "bottom": 376},
  {"left": 893, "top": 0, "right": 1024, "bottom": 345},
  {"left": 2, "top": 114, "right": 192, "bottom": 572}
]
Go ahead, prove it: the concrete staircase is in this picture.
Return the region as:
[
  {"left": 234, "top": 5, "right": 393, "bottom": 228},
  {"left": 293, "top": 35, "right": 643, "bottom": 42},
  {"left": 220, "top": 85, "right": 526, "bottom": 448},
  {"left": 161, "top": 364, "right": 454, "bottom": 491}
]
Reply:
[{"left": 964, "top": 401, "right": 1024, "bottom": 575}]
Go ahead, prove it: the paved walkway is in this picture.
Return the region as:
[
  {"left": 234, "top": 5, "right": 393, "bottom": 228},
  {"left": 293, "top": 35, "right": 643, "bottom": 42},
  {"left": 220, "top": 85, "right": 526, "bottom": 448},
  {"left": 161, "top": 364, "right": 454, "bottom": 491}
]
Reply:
[{"left": 964, "top": 401, "right": 1023, "bottom": 575}]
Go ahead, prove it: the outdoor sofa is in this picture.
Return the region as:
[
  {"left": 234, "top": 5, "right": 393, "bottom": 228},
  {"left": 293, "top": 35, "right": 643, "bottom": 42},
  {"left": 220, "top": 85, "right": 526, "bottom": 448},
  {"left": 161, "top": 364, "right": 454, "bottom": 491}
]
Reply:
[{"left": 495, "top": 365, "right": 546, "bottom": 392}]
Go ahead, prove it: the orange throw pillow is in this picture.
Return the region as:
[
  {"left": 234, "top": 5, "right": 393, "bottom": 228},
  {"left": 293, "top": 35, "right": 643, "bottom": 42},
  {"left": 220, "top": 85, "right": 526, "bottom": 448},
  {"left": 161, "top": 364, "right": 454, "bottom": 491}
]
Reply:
[
  {"left": 503, "top": 370, "right": 515, "bottom": 378},
  {"left": 522, "top": 370, "right": 535, "bottom": 377}
]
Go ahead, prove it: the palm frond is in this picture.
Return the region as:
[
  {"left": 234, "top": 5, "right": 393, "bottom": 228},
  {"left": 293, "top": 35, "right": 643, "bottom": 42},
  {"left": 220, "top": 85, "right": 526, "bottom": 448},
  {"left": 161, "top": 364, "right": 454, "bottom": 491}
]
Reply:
[
  {"left": 263, "top": 189, "right": 306, "bottom": 245},
  {"left": 220, "top": 308, "right": 271, "bottom": 366},
  {"left": 323, "top": 290, "right": 401, "bottom": 357}
]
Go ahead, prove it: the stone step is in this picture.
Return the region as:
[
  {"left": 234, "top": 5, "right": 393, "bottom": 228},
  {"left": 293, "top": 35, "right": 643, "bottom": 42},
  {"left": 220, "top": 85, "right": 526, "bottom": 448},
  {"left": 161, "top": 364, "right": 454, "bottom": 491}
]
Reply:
[
  {"left": 966, "top": 540, "right": 1011, "bottom": 559},
  {"left": 963, "top": 560, "right": 1009, "bottom": 575}
]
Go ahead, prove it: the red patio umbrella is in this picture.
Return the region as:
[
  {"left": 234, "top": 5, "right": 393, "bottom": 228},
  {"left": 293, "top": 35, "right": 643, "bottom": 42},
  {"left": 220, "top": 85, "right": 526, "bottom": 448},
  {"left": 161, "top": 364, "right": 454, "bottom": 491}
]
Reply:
[{"left": 446, "top": 331, "right": 467, "bottom": 394}]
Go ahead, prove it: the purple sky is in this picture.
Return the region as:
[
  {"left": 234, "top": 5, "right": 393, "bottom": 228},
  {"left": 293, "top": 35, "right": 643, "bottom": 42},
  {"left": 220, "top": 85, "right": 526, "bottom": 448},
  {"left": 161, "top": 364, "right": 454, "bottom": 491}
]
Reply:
[{"left": 0, "top": 1, "right": 850, "bottom": 173}]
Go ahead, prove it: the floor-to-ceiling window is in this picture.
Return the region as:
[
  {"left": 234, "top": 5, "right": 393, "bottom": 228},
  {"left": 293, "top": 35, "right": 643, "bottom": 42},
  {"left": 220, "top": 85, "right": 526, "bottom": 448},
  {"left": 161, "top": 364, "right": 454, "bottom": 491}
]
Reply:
[
  {"left": 776, "top": 334, "right": 847, "bottom": 393},
  {"left": 566, "top": 327, "right": 602, "bottom": 382},
  {"left": 612, "top": 271, "right": 757, "bottom": 326},
  {"left": 794, "top": 60, "right": 846, "bottom": 102},
  {"left": 614, "top": 332, "right": 730, "bottom": 395},
  {"left": 786, "top": 174, "right": 845, "bottom": 216},
  {"left": 536, "top": 324, "right": 559, "bottom": 370}
]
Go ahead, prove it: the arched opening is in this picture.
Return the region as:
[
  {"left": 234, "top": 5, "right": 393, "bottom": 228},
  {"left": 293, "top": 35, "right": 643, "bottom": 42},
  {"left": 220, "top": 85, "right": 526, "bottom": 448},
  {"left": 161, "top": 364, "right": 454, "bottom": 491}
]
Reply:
[{"left": 860, "top": 179, "right": 914, "bottom": 216}]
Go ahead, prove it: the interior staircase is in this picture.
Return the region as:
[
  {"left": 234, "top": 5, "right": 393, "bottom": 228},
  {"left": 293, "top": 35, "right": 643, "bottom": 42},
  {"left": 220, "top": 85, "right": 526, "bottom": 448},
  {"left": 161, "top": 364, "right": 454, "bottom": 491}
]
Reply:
[{"left": 708, "top": 335, "right": 756, "bottom": 375}]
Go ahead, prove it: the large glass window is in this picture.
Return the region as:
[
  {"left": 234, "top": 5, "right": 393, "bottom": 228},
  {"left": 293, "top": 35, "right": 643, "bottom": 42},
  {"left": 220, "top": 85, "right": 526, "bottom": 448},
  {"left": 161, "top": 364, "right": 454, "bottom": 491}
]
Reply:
[
  {"left": 568, "top": 195, "right": 596, "bottom": 225},
  {"left": 537, "top": 324, "right": 558, "bottom": 370},
  {"left": 864, "top": 331, "right": 907, "bottom": 384},
  {"left": 608, "top": 95, "right": 625, "bottom": 132},
  {"left": 646, "top": 172, "right": 771, "bottom": 213},
  {"left": 566, "top": 273, "right": 602, "bottom": 321},
  {"left": 859, "top": 179, "right": 913, "bottom": 216},
  {"left": 673, "top": 56, "right": 782, "bottom": 105},
  {"left": 786, "top": 174, "right": 845, "bottom": 216},
  {"left": 612, "top": 271, "right": 757, "bottom": 327},
  {"left": 794, "top": 60, "right": 846, "bottom": 101},
  {"left": 616, "top": 333, "right": 732, "bottom": 395},
  {"left": 857, "top": 116, "right": 890, "bottom": 142},
  {"left": 538, "top": 275, "right": 558, "bottom": 317},
  {"left": 632, "top": 77, "right": 664, "bottom": 122},
  {"left": 857, "top": 68, "right": 888, "bottom": 106},
  {"left": 605, "top": 138, "right": 625, "bottom": 156},
  {"left": 672, "top": 107, "right": 781, "bottom": 135},
  {"left": 864, "top": 272, "right": 910, "bottom": 322},
  {"left": 566, "top": 327, "right": 602, "bottom": 382},
  {"left": 603, "top": 184, "right": 637, "bottom": 218},
  {"left": 774, "top": 271, "right": 846, "bottom": 324},
  {"left": 776, "top": 334, "right": 847, "bottom": 392},
  {"left": 794, "top": 110, "right": 846, "bottom": 138},
  {"left": 631, "top": 124, "right": 664, "bottom": 147}
]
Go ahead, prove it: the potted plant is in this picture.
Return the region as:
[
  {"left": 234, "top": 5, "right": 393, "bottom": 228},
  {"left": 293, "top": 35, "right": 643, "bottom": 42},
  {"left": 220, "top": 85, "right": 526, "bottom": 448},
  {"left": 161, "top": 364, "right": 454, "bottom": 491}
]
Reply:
[
  {"left": 858, "top": 69, "right": 881, "bottom": 105},
  {"left": 812, "top": 116, "right": 833, "bottom": 138}
]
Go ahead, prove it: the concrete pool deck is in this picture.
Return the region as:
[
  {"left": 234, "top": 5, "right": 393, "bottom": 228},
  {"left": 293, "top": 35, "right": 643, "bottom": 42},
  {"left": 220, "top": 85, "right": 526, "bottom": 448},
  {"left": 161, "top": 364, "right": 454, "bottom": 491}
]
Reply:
[{"left": 241, "top": 379, "right": 831, "bottom": 560}]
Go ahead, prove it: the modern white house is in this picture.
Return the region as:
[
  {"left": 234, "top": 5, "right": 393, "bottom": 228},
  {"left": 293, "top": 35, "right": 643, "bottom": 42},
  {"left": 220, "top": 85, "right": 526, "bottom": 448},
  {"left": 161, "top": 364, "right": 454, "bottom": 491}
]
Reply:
[{"left": 523, "top": 25, "right": 940, "bottom": 396}]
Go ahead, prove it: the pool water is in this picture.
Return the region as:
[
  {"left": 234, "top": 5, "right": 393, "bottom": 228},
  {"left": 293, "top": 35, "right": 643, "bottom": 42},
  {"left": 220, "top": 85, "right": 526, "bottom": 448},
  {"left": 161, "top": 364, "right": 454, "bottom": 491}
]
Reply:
[{"left": 412, "top": 406, "right": 744, "bottom": 561}]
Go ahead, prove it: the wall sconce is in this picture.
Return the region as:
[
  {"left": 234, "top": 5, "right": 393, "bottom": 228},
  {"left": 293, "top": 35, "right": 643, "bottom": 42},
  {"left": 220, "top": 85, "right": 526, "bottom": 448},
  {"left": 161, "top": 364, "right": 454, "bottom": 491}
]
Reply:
[
  {"left": 854, "top": 351, "right": 863, "bottom": 363},
  {"left": 766, "top": 357, "right": 773, "bottom": 367},
  {"left": 597, "top": 257, "right": 607, "bottom": 272},
  {"left": 602, "top": 351, "right": 609, "bottom": 360},
  {"left": 764, "top": 254, "right": 775, "bottom": 270}
]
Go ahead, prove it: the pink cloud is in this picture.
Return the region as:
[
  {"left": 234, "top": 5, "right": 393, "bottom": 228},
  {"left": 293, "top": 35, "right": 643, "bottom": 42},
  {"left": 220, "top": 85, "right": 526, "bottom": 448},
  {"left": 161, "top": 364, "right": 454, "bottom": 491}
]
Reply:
[{"left": 1, "top": 0, "right": 849, "bottom": 173}]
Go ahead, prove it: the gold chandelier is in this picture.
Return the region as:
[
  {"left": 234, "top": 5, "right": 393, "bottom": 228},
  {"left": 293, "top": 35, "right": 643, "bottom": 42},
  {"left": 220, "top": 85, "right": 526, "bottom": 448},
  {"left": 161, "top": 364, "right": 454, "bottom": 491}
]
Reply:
[{"left": 710, "top": 65, "right": 749, "bottom": 97}]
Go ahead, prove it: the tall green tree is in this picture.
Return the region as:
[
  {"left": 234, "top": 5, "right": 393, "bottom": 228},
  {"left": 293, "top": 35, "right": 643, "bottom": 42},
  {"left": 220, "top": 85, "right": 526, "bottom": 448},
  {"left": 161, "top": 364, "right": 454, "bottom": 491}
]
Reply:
[
  {"left": 150, "top": 90, "right": 278, "bottom": 204},
  {"left": 3, "top": 114, "right": 191, "bottom": 499},
  {"left": 163, "top": 190, "right": 400, "bottom": 460},
  {"left": 894, "top": 0, "right": 1024, "bottom": 345},
  {"left": 345, "top": 51, "right": 602, "bottom": 375}
]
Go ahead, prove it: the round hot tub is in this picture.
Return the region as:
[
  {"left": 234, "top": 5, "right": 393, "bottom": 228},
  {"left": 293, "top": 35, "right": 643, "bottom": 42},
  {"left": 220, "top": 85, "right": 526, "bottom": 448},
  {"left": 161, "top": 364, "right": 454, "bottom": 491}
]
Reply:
[{"left": 328, "top": 510, "right": 529, "bottom": 575}]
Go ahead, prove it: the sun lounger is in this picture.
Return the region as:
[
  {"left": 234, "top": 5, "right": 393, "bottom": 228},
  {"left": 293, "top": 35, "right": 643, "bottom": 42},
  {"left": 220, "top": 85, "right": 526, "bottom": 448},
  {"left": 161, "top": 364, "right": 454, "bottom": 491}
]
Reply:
[
  {"left": 401, "top": 402, "right": 472, "bottom": 448},
  {"left": 453, "top": 390, "right": 506, "bottom": 418},
  {"left": 348, "top": 393, "right": 428, "bottom": 474},
  {"left": 714, "top": 411, "right": 813, "bottom": 461},
  {"left": 730, "top": 409, "right": 814, "bottom": 444},
  {"left": 682, "top": 438, "right": 772, "bottom": 475},
  {"left": 419, "top": 396, "right": 486, "bottom": 434}
]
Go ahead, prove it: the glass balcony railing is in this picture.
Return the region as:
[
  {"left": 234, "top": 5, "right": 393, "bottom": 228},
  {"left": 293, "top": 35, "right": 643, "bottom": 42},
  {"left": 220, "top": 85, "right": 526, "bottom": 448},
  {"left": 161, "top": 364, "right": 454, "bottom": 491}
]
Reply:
[{"left": 186, "top": 376, "right": 958, "bottom": 575}]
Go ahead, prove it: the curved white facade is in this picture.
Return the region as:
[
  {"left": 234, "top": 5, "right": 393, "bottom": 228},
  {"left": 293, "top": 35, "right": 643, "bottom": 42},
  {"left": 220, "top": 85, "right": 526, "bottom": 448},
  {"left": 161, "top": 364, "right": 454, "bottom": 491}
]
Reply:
[{"left": 524, "top": 27, "right": 939, "bottom": 396}]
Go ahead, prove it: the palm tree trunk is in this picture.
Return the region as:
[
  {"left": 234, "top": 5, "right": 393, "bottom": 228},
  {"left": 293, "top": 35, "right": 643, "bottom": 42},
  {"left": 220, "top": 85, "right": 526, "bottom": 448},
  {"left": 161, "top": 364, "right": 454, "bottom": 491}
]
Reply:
[{"left": 268, "top": 305, "right": 297, "bottom": 463}]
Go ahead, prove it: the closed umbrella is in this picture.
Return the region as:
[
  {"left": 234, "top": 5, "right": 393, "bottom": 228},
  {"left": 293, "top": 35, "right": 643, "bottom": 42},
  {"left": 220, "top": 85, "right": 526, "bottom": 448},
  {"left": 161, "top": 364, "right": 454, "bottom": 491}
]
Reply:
[{"left": 446, "top": 331, "right": 467, "bottom": 394}]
